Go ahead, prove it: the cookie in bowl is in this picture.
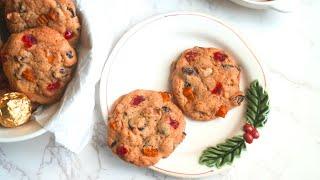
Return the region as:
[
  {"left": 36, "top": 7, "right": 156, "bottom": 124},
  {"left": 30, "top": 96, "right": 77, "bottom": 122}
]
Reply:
[
  {"left": 171, "top": 47, "right": 244, "bottom": 121},
  {"left": 107, "top": 90, "right": 186, "bottom": 167},
  {"left": 4, "top": 0, "right": 80, "bottom": 46},
  {"left": 1, "top": 26, "right": 77, "bottom": 104}
]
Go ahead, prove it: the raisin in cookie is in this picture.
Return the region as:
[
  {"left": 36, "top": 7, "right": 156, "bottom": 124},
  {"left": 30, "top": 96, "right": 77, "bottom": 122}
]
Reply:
[
  {"left": 107, "top": 90, "right": 186, "bottom": 167},
  {"left": 1, "top": 27, "right": 77, "bottom": 104},
  {"left": 171, "top": 47, "right": 244, "bottom": 121},
  {"left": 4, "top": 0, "right": 80, "bottom": 46}
]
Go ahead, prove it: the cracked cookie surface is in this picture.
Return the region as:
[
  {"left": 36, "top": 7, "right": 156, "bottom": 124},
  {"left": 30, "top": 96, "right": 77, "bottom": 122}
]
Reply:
[
  {"left": 1, "top": 27, "right": 77, "bottom": 104},
  {"left": 4, "top": 0, "right": 80, "bottom": 46},
  {"left": 171, "top": 47, "right": 244, "bottom": 121},
  {"left": 107, "top": 90, "right": 186, "bottom": 167}
]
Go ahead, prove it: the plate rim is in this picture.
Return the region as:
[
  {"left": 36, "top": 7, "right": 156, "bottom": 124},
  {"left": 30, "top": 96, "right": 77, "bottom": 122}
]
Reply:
[{"left": 99, "top": 11, "right": 266, "bottom": 178}]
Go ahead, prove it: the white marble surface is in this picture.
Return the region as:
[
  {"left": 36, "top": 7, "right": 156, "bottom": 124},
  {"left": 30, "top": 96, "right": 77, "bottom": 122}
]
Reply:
[{"left": 1, "top": 0, "right": 320, "bottom": 179}]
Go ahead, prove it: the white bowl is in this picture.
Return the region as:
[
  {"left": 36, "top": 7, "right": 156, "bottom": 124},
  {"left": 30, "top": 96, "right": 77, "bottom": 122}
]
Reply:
[
  {"left": 0, "top": 5, "right": 89, "bottom": 143},
  {"left": 229, "top": 0, "right": 291, "bottom": 12}
]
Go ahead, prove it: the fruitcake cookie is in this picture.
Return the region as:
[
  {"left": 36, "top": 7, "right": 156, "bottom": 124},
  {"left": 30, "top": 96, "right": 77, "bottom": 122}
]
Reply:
[
  {"left": 4, "top": 0, "right": 80, "bottom": 46},
  {"left": 171, "top": 47, "right": 244, "bottom": 121},
  {"left": 1, "top": 27, "right": 77, "bottom": 104},
  {"left": 107, "top": 90, "right": 186, "bottom": 167}
]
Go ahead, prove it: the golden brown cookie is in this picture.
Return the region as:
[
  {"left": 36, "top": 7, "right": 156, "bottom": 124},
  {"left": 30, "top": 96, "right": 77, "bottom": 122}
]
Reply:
[
  {"left": 1, "top": 27, "right": 77, "bottom": 104},
  {"left": 107, "top": 90, "right": 186, "bottom": 167},
  {"left": 171, "top": 47, "right": 244, "bottom": 121},
  {"left": 4, "top": 0, "right": 80, "bottom": 46}
]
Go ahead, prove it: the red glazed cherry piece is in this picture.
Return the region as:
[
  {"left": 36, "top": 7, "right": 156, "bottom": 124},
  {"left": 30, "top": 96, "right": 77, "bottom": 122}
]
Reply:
[
  {"left": 185, "top": 51, "right": 198, "bottom": 62},
  {"left": 251, "top": 129, "right": 260, "bottom": 139},
  {"left": 243, "top": 123, "right": 254, "bottom": 134},
  {"left": 169, "top": 118, "right": 179, "bottom": 129},
  {"left": 22, "top": 34, "right": 37, "bottom": 48},
  {"left": 211, "top": 82, "right": 223, "bottom": 95},
  {"left": 116, "top": 146, "right": 128, "bottom": 157},
  {"left": 131, "top": 95, "right": 145, "bottom": 106},
  {"left": 213, "top": 52, "right": 227, "bottom": 62},
  {"left": 47, "top": 81, "right": 60, "bottom": 91},
  {"left": 64, "top": 30, "right": 73, "bottom": 40},
  {"left": 244, "top": 133, "right": 253, "bottom": 144}
]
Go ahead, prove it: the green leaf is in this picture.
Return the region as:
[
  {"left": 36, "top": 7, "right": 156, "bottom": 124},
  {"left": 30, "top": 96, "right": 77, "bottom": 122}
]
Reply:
[
  {"left": 245, "top": 80, "right": 270, "bottom": 128},
  {"left": 199, "top": 136, "right": 246, "bottom": 168}
]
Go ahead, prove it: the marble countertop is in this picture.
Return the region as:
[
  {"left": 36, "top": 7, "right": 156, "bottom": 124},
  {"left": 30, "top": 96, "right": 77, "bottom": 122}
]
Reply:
[{"left": 1, "top": 0, "right": 320, "bottom": 179}]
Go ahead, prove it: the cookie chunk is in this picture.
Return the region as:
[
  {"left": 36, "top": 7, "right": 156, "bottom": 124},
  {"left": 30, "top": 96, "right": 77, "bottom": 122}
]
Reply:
[
  {"left": 171, "top": 47, "right": 244, "bottom": 121},
  {"left": 107, "top": 90, "right": 186, "bottom": 167},
  {"left": 1, "top": 27, "right": 77, "bottom": 104},
  {"left": 4, "top": 0, "right": 80, "bottom": 46}
]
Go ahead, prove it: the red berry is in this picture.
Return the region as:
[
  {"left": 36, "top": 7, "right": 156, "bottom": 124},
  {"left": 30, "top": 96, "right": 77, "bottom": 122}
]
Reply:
[
  {"left": 22, "top": 34, "right": 37, "bottom": 48},
  {"left": 169, "top": 118, "right": 179, "bottom": 129},
  {"left": 131, "top": 95, "right": 145, "bottom": 106},
  {"left": 211, "top": 82, "right": 223, "bottom": 95},
  {"left": 213, "top": 52, "right": 228, "bottom": 62},
  {"left": 185, "top": 51, "right": 198, "bottom": 62},
  {"left": 116, "top": 146, "right": 128, "bottom": 157},
  {"left": 64, "top": 30, "right": 73, "bottom": 40},
  {"left": 243, "top": 123, "right": 254, "bottom": 134},
  {"left": 251, "top": 129, "right": 260, "bottom": 139},
  {"left": 47, "top": 81, "right": 60, "bottom": 91},
  {"left": 244, "top": 133, "right": 253, "bottom": 144}
]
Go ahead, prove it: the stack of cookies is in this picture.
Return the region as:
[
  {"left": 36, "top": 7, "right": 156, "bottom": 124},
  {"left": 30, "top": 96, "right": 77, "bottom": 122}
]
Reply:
[
  {"left": 0, "top": 0, "right": 80, "bottom": 128},
  {"left": 107, "top": 47, "right": 244, "bottom": 167}
]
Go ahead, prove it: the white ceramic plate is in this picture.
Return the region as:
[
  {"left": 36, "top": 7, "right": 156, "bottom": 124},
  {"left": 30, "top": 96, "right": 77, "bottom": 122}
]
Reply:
[{"left": 99, "top": 12, "right": 266, "bottom": 178}]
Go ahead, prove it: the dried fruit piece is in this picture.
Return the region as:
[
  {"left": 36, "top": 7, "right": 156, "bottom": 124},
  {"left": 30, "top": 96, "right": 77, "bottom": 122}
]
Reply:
[
  {"left": 160, "top": 92, "right": 171, "bottom": 102},
  {"left": 185, "top": 51, "right": 198, "bottom": 62},
  {"left": 110, "top": 141, "right": 117, "bottom": 148},
  {"left": 67, "top": 7, "right": 76, "bottom": 17},
  {"left": 183, "top": 87, "right": 194, "bottom": 100},
  {"left": 161, "top": 106, "right": 171, "bottom": 113},
  {"left": 213, "top": 52, "right": 228, "bottom": 62},
  {"left": 22, "top": 68, "right": 35, "bottom": 82},
  {"left": 66, "top": 51, "right": 73, "bottom": 59},
  {"left": 37, "top": 14, "right": 48, "bottom": 25},
  {"left": 142, "top": 147, "right": 158, "bottom": 157},
  {"left": 14, "top": 56, "right": 24, "bottom": 62},
  {"left": 182, "top": 67, "right": 195, "bottom": 75},
  {"left": 22, "top": 34, "right": 37, "bottom": 48},
  {"left": 64, "top": 30, "right": 73, "bottom": 40},
  {"left": 169, "top": 118, "right": 179, "bottom": 129},
  {"left": 109, "top": 121, "right": 117, "bottom": 130},
  {"left": 116, "top": 146, "right": 128, "bottom": 157},
  {"left": 216, "top": 105, "right": 228, "bottom": 118},
  {"left": 211, "top": 82, "right": 223, "bottom": 95},
  {"left": 131, "top": 95, "right": 145, "bottom": 106},
  {"left": 184, "top": 81, "right": 191, "bottom": 88},
  {"left": 47, "top": 81, "right": 60, "bottom": 91},
  {"left": 47, "top": 54, "right": 55, "bottom": 64}
]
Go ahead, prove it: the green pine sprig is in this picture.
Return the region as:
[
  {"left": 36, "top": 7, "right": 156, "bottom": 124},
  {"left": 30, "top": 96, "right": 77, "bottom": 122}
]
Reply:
[
  {"left": 199, "top": 136, "right": 246, "bottom": 168},
  {"left": 199, "top": 80, "right": 269, "bottom": 168},
  {"left": 245, "top": 80, "right": 270, "bottom": 128}
]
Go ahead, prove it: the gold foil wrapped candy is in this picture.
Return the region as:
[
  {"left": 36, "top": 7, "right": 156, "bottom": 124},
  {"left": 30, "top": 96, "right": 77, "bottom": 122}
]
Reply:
[{"left": 0, "top": 92, "right": 32, "bottom": 128}]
